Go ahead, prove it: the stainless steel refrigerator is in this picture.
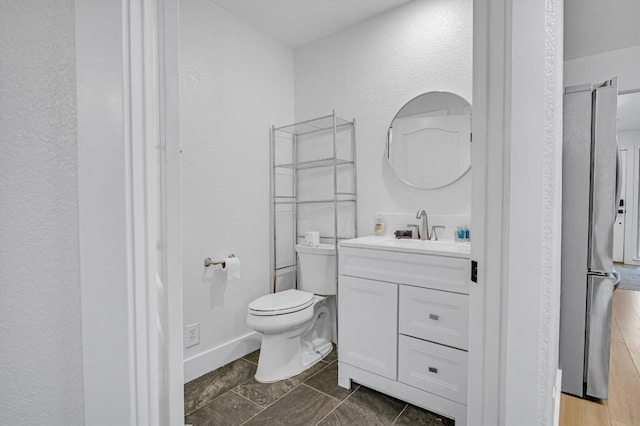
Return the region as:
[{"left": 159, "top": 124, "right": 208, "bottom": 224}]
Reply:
[{"left": 560, "top": 78, "right": 620, "bottom": 399}]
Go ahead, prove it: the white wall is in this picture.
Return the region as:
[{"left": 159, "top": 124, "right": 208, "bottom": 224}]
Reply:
[
  {"left": 180, "top": 0, "right": 294, "bottom": 381},
  {"left": 294, "top": 0, "right": 473, "bottom": 238},
  {"left": 564, "top": 45, "right": 640, "bottom": 91},
  {"left": 0, "top": 0, "right": 84, "bottom": 423}
]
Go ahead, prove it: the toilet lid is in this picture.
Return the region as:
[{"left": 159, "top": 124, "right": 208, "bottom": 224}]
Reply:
[{"left": 248, "top": 289, "right": 314, "bottom": 316}]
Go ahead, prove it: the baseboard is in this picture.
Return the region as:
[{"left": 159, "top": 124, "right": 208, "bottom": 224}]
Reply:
[
  {"left": 183, "top": 332, "right": 262, "bottom": 383},
  {"left": 552, "top": 369, "right": 563, "bottom": 426}
]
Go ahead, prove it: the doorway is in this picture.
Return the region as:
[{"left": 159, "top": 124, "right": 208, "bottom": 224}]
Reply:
[{"left": 616, "top": 91, "right": 640, "bottom": 266}]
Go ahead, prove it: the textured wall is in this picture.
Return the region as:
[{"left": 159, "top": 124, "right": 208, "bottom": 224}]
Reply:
[
  {"left": 294, "top": 0, "right": 473, "bottom": 237},
  {"left": 180, "top": 0, "right": 294, "bottom": 380},
  {"left": 539, "top": 0, "right": 563, "bottom": 423},
  {"left": 0, "top": 0, "right": 83, "bottom": 424},
  {"left": 505, "top": 0, "right": 563, "bottom": 424}
]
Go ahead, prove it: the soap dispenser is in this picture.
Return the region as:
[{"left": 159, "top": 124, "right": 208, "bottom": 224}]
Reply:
[{"left": 374, "top": 213, "right": 385, "bottom": 235}]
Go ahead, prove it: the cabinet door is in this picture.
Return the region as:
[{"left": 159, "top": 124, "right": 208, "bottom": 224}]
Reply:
[{"left": 338, "top": 275, "right": 398, "bottom": 380}]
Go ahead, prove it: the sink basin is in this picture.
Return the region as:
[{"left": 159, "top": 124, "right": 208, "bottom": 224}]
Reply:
[{"left": 339, "top": 236, "right": 470, "bottom": 258}]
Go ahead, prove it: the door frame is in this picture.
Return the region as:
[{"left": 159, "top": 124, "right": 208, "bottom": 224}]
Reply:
[
  {"left": 620, "top": 89, "right": 640, "bottom": 266},
  {"left": 76, "top": 0, "right": 563, "bottom": 424},
  {"left": 77, "top": 0, "right": 183, "bottom": 424},
  {"left": 625, "top": 145, "right": 640, "bottom": 265},
  {"left": 471, "top": 0, "right": 564, "bottom": 424},
  {"left": 614, "top": 148, "right": 627, "bottom": 263}
]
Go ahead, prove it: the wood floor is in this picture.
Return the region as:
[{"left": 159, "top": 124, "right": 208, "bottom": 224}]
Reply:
[{"left": 560, "top": 289, "right": 640, "bottom": 426}]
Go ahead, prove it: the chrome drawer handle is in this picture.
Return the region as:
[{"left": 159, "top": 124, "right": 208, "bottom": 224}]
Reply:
[
  {"left": 428, "top": 366, "right": 438, "bottom": 374},
  {"left": 429, "top": 314, "right": 439, "bottom": 320}
]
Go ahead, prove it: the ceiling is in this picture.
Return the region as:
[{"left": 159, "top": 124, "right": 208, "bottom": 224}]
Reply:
[
  {"left": 564, "top": 0, "right": 640, "bottom": 60},
  {"left": 208, "top": 0, "right": 412, "bottom": 48},
  {"left": 205, "top": 0, "right": 639, "bottom": 126},
  {"left": 209, "top": 0, "right": 640, "bottom": 57}
]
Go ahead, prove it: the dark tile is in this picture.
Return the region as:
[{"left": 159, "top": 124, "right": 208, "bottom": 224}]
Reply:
[
  {"left": 242, "top": 349, "right": 260, "bottom": 365},
  {"left": 305, "top": 361, "right": 356, "bottom": 400},
  {"left": 318, "top": 386, "right": 407, "bottom": 426},
  {"left": 184, "top": 358, "right": 257, "bottom": 415},
  {"left": 232, "top": 360, "right": 329, "bottom": 407},
  {"left": 393, "top": 404, "right": 455, "bottom": 426},
  {"left": 323, "top": 344, "right": 338, "bottom": 364},
  {"left": 184, "top": 392, "right": 262, "bottom": 426},
  {"left": 243, "top": 384, "right": 340, "bottom": 426}
]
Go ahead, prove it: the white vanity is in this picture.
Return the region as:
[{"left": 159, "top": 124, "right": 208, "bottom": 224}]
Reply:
[{"left": 337, "top": 236, "right": 471, "bottom": 425}]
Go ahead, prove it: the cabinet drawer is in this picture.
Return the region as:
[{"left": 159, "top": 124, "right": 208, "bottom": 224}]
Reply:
[
  {"left": 398, "top": 335, "right": 468, "bottom": 404},
  {"left": 339, "top": 247, "right": 469, "bottom": 294},
  {"left": 399, "top": 285, "right": 469, "bottom": 350}
]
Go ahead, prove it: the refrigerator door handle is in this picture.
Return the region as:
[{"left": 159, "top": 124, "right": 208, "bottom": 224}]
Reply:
[{"left": 612, "top": 269, "right": 621, "bottom": 289}]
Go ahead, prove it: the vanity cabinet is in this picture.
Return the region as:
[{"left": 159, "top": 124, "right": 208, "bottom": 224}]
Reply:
[{"left": 338, "top": 243, "right": 470, "bottom": 425}]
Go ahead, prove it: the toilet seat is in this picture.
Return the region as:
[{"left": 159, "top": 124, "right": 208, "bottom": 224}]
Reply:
[{"left": 248, "top": 289, "right": 314, "bottom": 316}]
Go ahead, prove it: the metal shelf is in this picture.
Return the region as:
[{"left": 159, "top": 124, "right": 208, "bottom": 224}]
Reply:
[
  {"left": 274, "top": 114, "right": 353, "bottom": 136},
  {"left": 275, "top": 158, "right": 354, "bottom": 170},
  {"left": 275, "top": 198, "right": 356, "bottom": 205},
  {"left": 275, "top": 264, "right": 297, "bottom": 271},
  {"left": 271, "top": 111, "right": 357, "bottom": 293},
  {"left": 296, "top": 235, "right": 356, "bottom": 240}
]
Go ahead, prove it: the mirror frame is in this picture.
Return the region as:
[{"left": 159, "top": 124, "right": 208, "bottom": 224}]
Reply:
[{"left": 386, "top": 91, "right": 472, "bottom": 189}]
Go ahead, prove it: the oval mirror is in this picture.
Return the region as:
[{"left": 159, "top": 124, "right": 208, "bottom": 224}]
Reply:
[{"left": 386, "top": 92, "right": 471, "bottom": 189}]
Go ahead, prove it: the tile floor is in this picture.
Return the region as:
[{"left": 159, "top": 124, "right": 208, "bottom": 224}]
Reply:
[{"left": 184, "top": 348, "right": 455, "bottom": 426}]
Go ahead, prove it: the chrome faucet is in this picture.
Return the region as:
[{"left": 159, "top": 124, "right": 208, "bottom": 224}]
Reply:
[
  {"left": 430, "top": 225, "right": 446, "bottom": 241},
  {"left": 416, "top": 209, "right": 430, "bottom": 240},
  {"left": 406, "top": 224, "right": 420, "bottom": 239}
]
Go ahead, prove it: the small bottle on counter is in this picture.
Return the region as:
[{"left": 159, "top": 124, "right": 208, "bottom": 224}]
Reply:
[
  {"left": 374, "top": 214, "right": 385, "bottom": 235},
  {"left": 455, "top": 225, "right": 470, "bottom": 242}
]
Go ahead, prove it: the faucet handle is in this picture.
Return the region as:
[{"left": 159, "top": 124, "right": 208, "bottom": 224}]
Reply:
[
  {"left": 430, "top": 225, "right": 446, "bottom": 241},
  {"left": 406, "top": 224, "right": 420, "bottom": 239}
]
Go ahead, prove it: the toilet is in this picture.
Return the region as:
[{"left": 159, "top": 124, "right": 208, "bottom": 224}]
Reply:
[{"left": 247, "top": 243, "right": 336, "bottom": 383}]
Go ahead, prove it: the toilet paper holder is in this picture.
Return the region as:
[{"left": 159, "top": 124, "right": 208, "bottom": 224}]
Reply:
[{"left": 204, "top": 253, "right": 235, "bottom": 268}]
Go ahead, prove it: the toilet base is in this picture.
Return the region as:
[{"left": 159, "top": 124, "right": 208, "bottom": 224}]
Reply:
[
  {"left": 254, "top": 300, "right": 333, "bottom": 383},
  {"left": 255, "top": 336, "right": 332, "bottom": 383}
]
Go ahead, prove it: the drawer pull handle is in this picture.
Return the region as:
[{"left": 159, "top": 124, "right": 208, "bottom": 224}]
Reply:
[
  {"left": 428, "top": 367, "right": 438, "bottom": 374},
  {"left": 429, "top": 314, "right": 439, "bottom": 320}
]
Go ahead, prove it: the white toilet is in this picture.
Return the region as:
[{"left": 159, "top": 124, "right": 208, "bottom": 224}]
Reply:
[{"left": 247, "top": 243, "right": 336, "bottom": 383}]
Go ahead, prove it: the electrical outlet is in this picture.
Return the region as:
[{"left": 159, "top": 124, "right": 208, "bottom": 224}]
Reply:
[{"left": 184, "top": 323, "right": 200, "bottom": 348}]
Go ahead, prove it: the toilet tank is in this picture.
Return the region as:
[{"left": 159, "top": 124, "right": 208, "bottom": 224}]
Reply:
[{"left": 295, "top": 243, "right": 336, "bottom": 295}]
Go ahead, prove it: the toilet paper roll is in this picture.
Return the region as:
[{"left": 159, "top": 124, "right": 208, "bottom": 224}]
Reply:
[
  {"left": 222, "top": 257, "right": 240, "bottom": 281},
  {"left": 305, "top": 231, "right": 320, "bottom": 247}
]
